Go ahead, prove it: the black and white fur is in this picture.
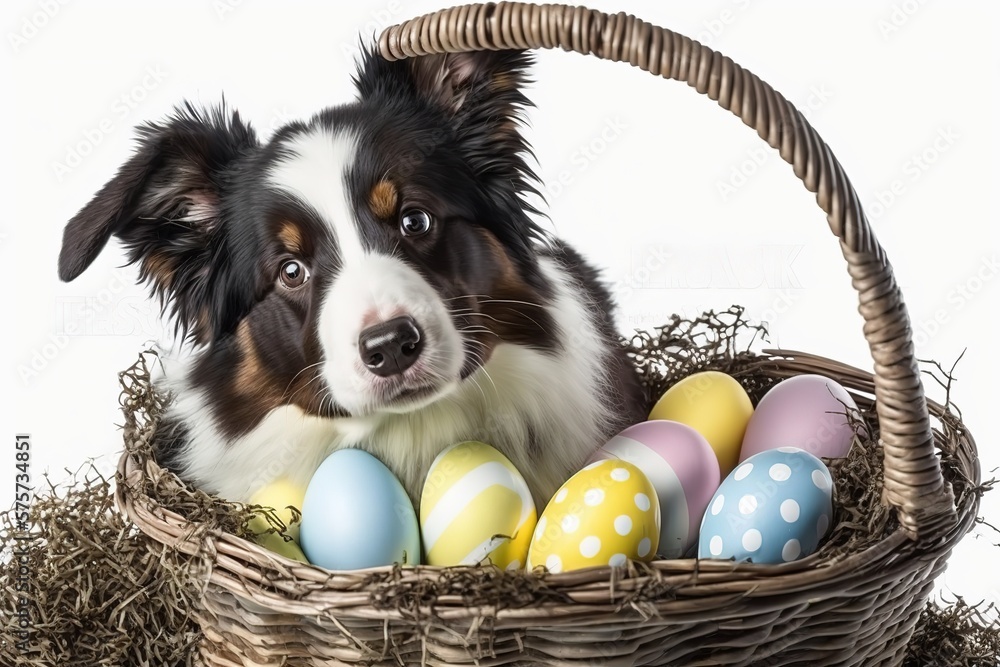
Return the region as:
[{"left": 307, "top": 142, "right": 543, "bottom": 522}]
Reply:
[{"left": 58, "top": 48, "right": 646, "bottom": 508}]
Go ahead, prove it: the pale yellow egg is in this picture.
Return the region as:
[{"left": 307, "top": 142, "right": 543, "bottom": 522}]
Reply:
[
  {"left": 254, "top": 531, "right": 309, "bottom": 563},
  {"left": 648, "top": 371, "right": 753, "bottom": 476},
  {"left": 420, "top": 441, "right": 536, "bottom": 569},
  {"left": 527, "top": 460, "right": 660, "bottom": 573},
  {"left": 247, "top": 477, "right": 307, "bottom": 560}
]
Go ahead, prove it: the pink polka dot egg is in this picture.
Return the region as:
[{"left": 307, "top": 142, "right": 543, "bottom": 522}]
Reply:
[
  {"left": 698, "top": 448, "right": 833, "bottom": 564},
  {"left": 527, "top": 460, "right": 660, "bottom": 574}
]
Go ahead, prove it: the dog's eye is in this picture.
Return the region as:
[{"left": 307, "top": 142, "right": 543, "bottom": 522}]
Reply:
[
  {"left": 400, "top": 209, "right": 432, "bottom": 237},
  {"left": 278, "top": 260, "right": 310, "bottom": 289}
]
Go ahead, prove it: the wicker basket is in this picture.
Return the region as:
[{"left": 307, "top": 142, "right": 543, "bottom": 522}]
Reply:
[{"left": 115, "top": 3, "right": 983, "bottom": 666}]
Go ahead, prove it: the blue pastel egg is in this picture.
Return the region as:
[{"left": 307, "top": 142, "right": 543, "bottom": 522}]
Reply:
[
  {"left": 698, "top": 447, "right": 833, "bottom": 564},
  {"left": 300, "top": 449, "right": 421, "bottom": 570}
]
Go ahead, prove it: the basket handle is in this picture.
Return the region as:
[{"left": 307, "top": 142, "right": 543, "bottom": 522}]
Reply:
[{"left": 378, "top": 2, "right": 956, "bottom": 540}]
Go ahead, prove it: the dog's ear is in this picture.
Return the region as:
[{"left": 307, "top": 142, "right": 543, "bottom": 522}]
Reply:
[
  {"left": 355, "top": 48, "right": 538, "bottom": 203},
  {"left": 58, "top": 102, "right": 259, "bottom": 344}
]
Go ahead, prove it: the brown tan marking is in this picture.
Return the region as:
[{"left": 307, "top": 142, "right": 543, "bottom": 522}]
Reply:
[
  {"left": 369, "top": 180, "right": 399, "bottom": 219},
  {"left": 465, "top": 228, "right": 558, "bottom": 355},
  {"left": 479, "top": 228, "right": 520, "bottom": 281},
  {"left": 143, "top": 251, "right": 175, "bottom": 290},
  {"left": 235, "top": 320, "right": 267, "bottom": 396},
  {"left": 193, "top": 306, "right": 212, "bottom": 346},
  {"left": 278, "top": 221, "right": 305, "bottom": 255}
]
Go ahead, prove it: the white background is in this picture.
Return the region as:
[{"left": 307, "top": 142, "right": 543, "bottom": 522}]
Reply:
[{"left": 4, "top": 0, "right": 998, "bottom": 614}]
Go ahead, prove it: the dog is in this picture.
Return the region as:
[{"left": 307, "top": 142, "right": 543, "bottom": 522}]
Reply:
[{"left": 57, "top": 47, "right": 647, "bottom": 509}]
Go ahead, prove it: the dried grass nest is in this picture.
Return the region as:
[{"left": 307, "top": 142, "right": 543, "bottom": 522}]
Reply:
[{"left": 2, "top": 307, "right": 997, "bottom": 667}]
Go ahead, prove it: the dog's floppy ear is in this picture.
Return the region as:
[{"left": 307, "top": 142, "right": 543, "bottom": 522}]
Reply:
[
  {"left": 58, "top": 102, "right": 259, "bottom": 344},
  {"left": 355, "top": 48, "right": 539, "bottom": 202}
]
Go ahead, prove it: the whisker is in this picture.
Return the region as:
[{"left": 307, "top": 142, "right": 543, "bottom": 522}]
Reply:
[
  {"left": 282, "top": 361, "right": 326, "bottom": 399},
  {"left": 479, "top": 298, "right": 546, "bottom": 309},
  {"left": 457, "top": 312, "right": 503, "bottom": 324},
  {"left": 442, "top": 294, "right": 491, "bottom": 302}
]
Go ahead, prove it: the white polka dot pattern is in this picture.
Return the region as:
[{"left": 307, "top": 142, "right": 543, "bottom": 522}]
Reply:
[
  {"left": 634, "top": 493, "right": 651, "bottom": 512},
  {"left": 584, "top": 488, "right": 605, "bottom": 506},
  {"left": 545, "top": 554, "right": 562, "bottom": 573},
  {"left": 817, "top": 514, "right": 830, "bottom": 537},
  {"left": 709, "top": 535, "right": 723, "bottom": 556},
  {"left": 579, "top": 536, "right": 601, "bottom": 558},
  {"left": 782, "top": 539, "right": 801, "bottom": 562},
  {"left": 637, "top": 538, "right": 652, "bottom": 558},
  {"left": 699, "top": 448, "right": 834, "bottom": 564},
  {"left": 780, "top": 499, "right": 800, "bottom": 523},
  {"left": 742, "top": 529, "right": 762, "bottom": 552},
  {"left": 610, "top": 467, "right": 631, "bottom": 482},
  {"left": 527, "top": 459, "right": 659, "bottom": 573},
  {"left": 534, "top": 517, "right": 547, "bottom": 541},
  {"left": 769, "top": 464, "right": 791, "bottom": 481}
]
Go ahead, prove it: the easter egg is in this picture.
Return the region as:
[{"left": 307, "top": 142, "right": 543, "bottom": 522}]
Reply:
[
  {"left": 248, "top": 477, "right": 306, "bottom": 541},
  {"left": 648, "top": 371, "right": 753, "bottom": 477},
  {"left": 698, "top": 448, "right": 834, "bottom": 564},
  {"left": 527, "top": 460, "right": 659, "bottom": 573},
  {"left": 739, "top": 374, "right": 861, "bottom": 462},
  {"left": 247, "top": 477, "right": 308, "bottom": 562},
  {"left": 591, "top": 421, "right": 720, "bottom": 558},
  {"left": 420, "top": 441, "right": 535, "bottom": 569},
  {"left": 300, "top": 449, "right": 420, "bottom": 570},
  {"left": 253, "top": 532, "right": 309, "bottom": 563}
]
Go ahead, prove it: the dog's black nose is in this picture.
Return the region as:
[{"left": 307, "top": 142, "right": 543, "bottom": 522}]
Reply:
[{"left": 358, "top": 316, "right": 423, "bottom": 377}]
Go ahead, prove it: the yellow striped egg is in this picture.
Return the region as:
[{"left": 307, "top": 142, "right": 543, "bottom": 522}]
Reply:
[
  {"left": 527, "top": 460, "right": 660, "bottom": 573},
  {"left": 419, "top": 441, "right": 536, "bottom": 569}
]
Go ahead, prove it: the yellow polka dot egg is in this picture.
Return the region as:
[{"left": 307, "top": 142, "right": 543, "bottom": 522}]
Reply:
[
  {"left": 527, "top": 460, "right": 660, "bottom": 573},
  {"left": 420, "top": 441, "right": 535, "bottom": 569}
]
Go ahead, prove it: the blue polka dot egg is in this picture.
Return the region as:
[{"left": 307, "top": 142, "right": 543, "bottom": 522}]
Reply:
[{"left": 698, "top": 447, "right": 833, "bottom": 564}]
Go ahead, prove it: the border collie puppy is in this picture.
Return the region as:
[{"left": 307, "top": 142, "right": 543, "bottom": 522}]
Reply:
[{"left": 58, "top": 49, "right": 646, "bottom": 508}]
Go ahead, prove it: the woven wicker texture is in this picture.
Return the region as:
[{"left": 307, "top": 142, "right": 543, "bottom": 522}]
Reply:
[
  {"left": 116, "top": 341, "right": 981, "bottom": 666},
  {"left": 112, "top": 3, "right": 983, "bottom": 666}
]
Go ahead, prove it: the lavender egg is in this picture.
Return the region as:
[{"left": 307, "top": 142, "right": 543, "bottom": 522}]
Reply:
[{"left": 739, "top": 374, "right": 862, "bottom": 462}]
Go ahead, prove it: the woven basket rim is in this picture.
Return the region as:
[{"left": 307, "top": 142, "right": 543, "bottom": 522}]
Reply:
[{"left": 115, "top": 347, "right": 982, "bottom": 623}]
